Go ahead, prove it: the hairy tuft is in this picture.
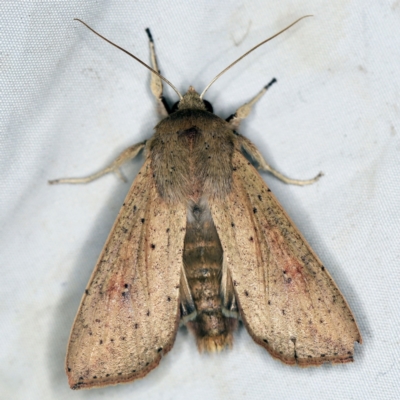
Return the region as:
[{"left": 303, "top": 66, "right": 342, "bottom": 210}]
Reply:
[{"left": 197, "top": 333, "right": 233, "bottom": 353}]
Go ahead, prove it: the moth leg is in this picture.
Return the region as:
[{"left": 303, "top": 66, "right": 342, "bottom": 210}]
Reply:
[
  {"left": 227, "top": 78, "right": 277, "bottom": 130},
  {"left": 221, "top": 254, "right": 238, "bottom": 319},
  {"left": 180, "top": 266, "right": 197, "bottom": 324},
  {"left": 146, "top": 28, "right": 170, "bottom": 117},
  {"left": 49, "top": 141, "right": 146, "bottom": 185},
  {"left": 237, "top": 135, "right": 323, "bottom": 186}
]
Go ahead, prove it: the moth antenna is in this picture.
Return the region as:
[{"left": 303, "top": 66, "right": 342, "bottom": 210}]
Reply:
[
  {"left": 74, "top": 19, "right": 183, "bottom": 100},
  {"left": 200, "top": 15, "right": 312, "bottom": 99}
]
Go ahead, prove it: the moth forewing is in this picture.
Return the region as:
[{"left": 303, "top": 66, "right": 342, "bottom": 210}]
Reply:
[
  {"left": 210, "top": 152, "right": 361, "bottom": 366},
  {"left": 55, "top": 18, "right": 362, "bottom": 390},
  {"left": 65, "top": 160, "right": 187, "bottom": 389}
]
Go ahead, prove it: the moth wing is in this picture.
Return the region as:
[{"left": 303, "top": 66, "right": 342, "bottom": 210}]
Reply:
[
  {"left": 210, "top": 151, "right": 361, "bottom": 366},
  {"left": 66, "top": 158, "right": 187, "bottom": 389}
]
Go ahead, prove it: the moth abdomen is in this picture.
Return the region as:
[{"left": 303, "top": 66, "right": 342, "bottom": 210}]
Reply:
[{"left": 182, "top": 198, "right": 237, "bottom": 352}]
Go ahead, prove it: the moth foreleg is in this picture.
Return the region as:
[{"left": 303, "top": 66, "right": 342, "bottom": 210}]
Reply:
[
  {"left": 145, "top": 28, "right": 169, "bottom": 117},
  {"left": 227, "top": 78, "right": 277, "bottom": 130},
  {"left": 237, "top": 134, "right": 323, "bottom": 186},
  {"left": 49, "top": 141, "right": 146, "bottom": 185}
]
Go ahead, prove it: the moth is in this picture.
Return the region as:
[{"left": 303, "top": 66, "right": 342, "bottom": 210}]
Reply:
[{"left": 51, "top": 17, "right": 362, "bottom": 390}]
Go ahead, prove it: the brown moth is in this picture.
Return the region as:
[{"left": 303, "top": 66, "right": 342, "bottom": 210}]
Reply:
[{"left": 50, "top": 17, "right": 362, "bottom": 390}]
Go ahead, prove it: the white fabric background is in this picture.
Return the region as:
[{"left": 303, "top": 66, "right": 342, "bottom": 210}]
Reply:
[{"left": 1, "top": 1, "right": 399, "bottom": 399}]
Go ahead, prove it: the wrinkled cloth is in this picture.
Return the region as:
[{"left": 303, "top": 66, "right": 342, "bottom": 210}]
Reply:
[{"left": 1, "top": 1, "right": 398, "bottom": 399}]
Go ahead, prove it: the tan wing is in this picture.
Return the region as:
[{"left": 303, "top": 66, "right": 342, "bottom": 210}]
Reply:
[
  {"left": 66, "top": 158, "right": 187, "bottom": 389},
  {"left": 210, "top": 151, "right": 361, "bottom": 366}
]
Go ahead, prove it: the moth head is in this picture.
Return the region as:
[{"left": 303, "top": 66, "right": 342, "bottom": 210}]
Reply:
[{"left": 170, "top": 87, "right": 213, "bottom": 113}]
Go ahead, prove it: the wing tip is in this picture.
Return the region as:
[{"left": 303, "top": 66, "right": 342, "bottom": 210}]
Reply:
[
  {"left": 295, "top": 353, "right": 355, "bottom": 367},
  {"left": 66, "top": 354, "right": 164, "bottom": 390},
  {"left": 252, "top": 336, "right": 360, "bottom": 367}
]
